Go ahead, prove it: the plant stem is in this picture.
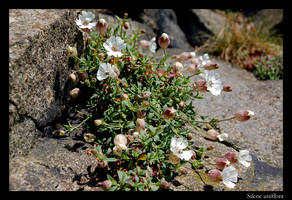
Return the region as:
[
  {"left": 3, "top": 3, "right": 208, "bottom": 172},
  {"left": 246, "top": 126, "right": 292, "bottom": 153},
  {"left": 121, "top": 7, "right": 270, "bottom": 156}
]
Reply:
[{"left": 69, "top": 114, "right": 92, "bottom": 133}]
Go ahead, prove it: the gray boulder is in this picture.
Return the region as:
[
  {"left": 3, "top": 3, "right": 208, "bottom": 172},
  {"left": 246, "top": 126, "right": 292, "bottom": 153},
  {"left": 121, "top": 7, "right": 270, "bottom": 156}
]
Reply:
[{"left": 141, "top": 9, "right": 192, "bottom": 50}]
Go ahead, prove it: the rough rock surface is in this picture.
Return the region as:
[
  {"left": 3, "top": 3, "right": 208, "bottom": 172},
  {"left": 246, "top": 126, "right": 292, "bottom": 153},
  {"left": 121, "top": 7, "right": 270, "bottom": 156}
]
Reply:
[
  {"left": 141, "top": 9, "right": 192, "bottom": 50},
  {"left": 9, "top": 9, "right": 85, "bottom": 158}
]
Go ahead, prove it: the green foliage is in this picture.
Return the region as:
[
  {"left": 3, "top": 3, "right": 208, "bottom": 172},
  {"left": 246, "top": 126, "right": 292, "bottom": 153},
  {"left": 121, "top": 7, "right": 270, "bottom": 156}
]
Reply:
[
  {"left": 254, "top": 56, "right": 283, "bottom": 80},
  {"left": 64, "top": 13, "right": 245, "bottom": 191}
]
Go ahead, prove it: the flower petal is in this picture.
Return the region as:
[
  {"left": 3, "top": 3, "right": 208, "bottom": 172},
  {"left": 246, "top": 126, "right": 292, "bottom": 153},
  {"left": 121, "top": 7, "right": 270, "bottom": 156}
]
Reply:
[
  {"left": 223, "top": 180, "right": 236, "bottom": 189},
  {"left": 239, "top": 160, "right": 251, "bottom": 167},
  {"left": 217, "top": 133, "right": 228, "bottom": 142},
  {"left": 178, "top": 150, "right": 193, "bottom": 161}
]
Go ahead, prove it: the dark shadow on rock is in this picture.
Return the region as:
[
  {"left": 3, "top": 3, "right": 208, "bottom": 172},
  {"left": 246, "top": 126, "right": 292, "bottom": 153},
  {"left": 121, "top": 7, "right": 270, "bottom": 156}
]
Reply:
[
  {"left": 251, "top": 154, "right": 283, "bottom": 183},
  {"left": 203, "top": 185, "right": 214, "bottom": 191},
  {"left": 174, "top": 9, "right": 213, "bottom": 47},
  {"left": 64, "top": 142, "right": 86, "bottom": 152}
]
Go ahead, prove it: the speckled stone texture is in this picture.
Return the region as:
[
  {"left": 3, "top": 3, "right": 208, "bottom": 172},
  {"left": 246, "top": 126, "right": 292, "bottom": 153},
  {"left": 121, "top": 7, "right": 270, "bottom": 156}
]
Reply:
[{"left": 9, "top": 9, "right": 84, "bottom": 157}]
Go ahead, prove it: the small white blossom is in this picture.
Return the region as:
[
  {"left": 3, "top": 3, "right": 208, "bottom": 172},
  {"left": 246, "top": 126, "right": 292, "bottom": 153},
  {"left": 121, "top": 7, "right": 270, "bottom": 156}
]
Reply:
[
  {"left": 217, "top": 133, "right": 229, "bottom": 142},
  {"left": 238, "top": 150, "right": 252, "bottom": 167},
  {"left": 96, "top": 63, "right": 119, "bottom": 81},
  {"left": 170, "top": 137, "right": 193, "bottom": 161},
  {"left": 103, "top": 36, "right": 126, "bottom": 57},
  {"left": 75, "top": 11, "right": 97, "bottom": 30},
  {"left": 202, "top": 70, "right": 223, "bottom": 96},
  {"left": 149, "top": 37, "right": 157, "bottom": 53},
  {"left": 222, "top": 166, "right": 238, "bottom": 189}
]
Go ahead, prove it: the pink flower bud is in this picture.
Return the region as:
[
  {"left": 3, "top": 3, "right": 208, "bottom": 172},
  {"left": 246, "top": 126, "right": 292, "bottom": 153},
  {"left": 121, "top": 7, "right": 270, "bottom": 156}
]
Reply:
[
  {"left": 97, "top": 160, "right": 108, "bottom": 168},
  {"left": 142, "top": 101, "right": 149, "bottom": 107},
  {"left": 191, "top": 151, "right": 196, "bottom": 160},
  {"left": 187, "top": 63, "right": 198, "bottom": 74},
  {"left": 121, "top": 93, "right": 129, "bottom": 100},
  {"left": 216, "top": 157, "right": 230, "bottom": 170},
  {"left": 69, "top": 73, "right": 77, "bottom": 82},
  {"left": 126, "top": 135, "right": 134, "bottom": 143},
  {"left": 123, "top": 22, "right": 129, "bottom": 29},
  {"left": 141, "top": 91, "right": 152, "bottom": 99},
  {"left": 139, "top": 40, "right": 150, "bottom": 49},
  {"left": 172, "top": 62, "right": 183, "bottom": 74},
  {"left": 101, "top": 180, "right": 112, "bottom": 190},
  {"left": 67, "top": 45, "right": 77, "bottom": 57},
  {"left": 206, "top": 129, "right": 219, "bottom": 140},
  {"left": 114, "top": 134, "right": 128, "bottom": 147},
  {"left": 77, "top": 71, "right": 88, "bottom": 80},
  {"left": 137, "top": 110, "right": 147, "bottom": 118},
  {"left": 179, "top": 166, "right": 188, "bottom": 175},
  {"left": 96, "top": 18, "right": 108, "bottom": 34},
  {"left": 163, "top": 107, "right": 177, "bottom": 120},
  {"left": 157, "top": 68, "right": 165, "bottom": 76},
  {"left": 204, "top": 62, "right": 219, "bottom": 70},
  {"left": 223, "top": 85, "right": 232, "bottom": 92},
  {"left": 207, "top": 169, "right": 223, "bottom": 182},
  {"left": 234, "top": 110, "right": 255, "bottom": 121},
  {"left": 158, "top": 33, "right": 170, "bottom": 49},
  {"left": 179, "top": 102, "right": 185, "bottom": 109},
  {"left": 69, "top": 88, "right": 80, "bottom": 99},
  {"left": 160, "top": 180, "right": 170, "bottom": 189},
  {"left": 175, "top": 52, "right": 191, "bottom": 62},
  {"left": 94, "top": 119, "right": 102, "bottom": 126},
  {"left": 186, "top": 133, "right": 192, "bottom": 140},
  {"left": 194, "top": 80, "right": 207, "bottom": 92},
  {"left": 124, "top": 13, "right": 128, "bottom": 18},
  {"left": 135, "top": 118, "right": 145, "bottom": 133},
  {"left": 190, "top": 58, "right": 199, "bottom": 65},
  {"left": 224, "top": 152, "right": 238, "bottom": 163}
]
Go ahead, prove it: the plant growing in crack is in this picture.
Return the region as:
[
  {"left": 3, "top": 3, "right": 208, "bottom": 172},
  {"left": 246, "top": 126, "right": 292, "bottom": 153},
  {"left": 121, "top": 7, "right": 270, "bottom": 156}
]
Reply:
[{"left": 60, "top": 10, "right": 255, "bottom": 191}]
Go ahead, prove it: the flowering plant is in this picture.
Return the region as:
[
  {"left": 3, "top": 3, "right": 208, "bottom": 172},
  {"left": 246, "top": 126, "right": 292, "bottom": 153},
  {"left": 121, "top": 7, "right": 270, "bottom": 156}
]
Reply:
[{"left": 63, "top": 11, "right": 254, "bottom": 191}]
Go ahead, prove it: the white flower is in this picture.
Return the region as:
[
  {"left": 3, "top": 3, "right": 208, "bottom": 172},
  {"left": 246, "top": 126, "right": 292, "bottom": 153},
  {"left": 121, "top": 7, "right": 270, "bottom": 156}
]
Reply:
[
  {"left": 170, "top": 137, "right": 193, "bottom": 161},
  {"left": 222, "top": 166, "right": 238, "bottom": 189},
  {"left": 103, "top": 36, "right": 126, "bottom": 57},
  {"left": 202, "top": 70, "right": 223, "bottom": 96},
  {"left": 217, "top": 133, "right": 229, "bottom": 142},
  {"left": 198, "top": 53, "right": 211, "bottom": 69},
  {"left": 149, "top": 37, "right": 157, "bottom": 53},
  {"left": 75, "top": 11, "right": 97, "bottom": 30},
  {"left": 238, "top": 150, "right": 252, "bottom": 167},
  {"left": 96, "top": 63, "right": 119, "bottom": 81}
]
